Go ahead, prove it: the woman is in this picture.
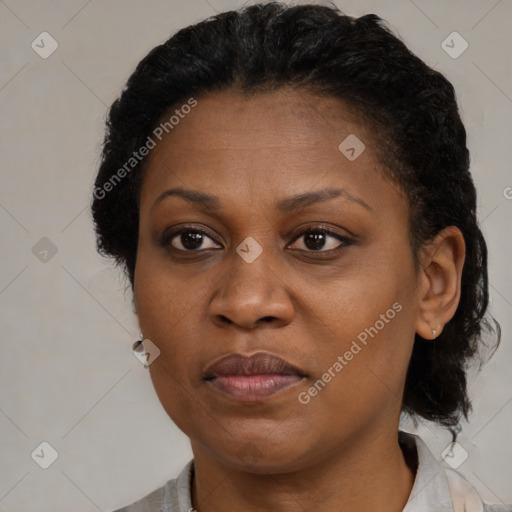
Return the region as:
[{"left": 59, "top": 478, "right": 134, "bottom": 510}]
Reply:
[{"left": 91, "top": 3, "right": 508, "bottom": 511}]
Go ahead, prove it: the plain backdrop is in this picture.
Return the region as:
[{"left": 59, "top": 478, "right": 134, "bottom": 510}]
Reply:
[{"left": 0, "top": 0, "right": 511, "bottom": 510}]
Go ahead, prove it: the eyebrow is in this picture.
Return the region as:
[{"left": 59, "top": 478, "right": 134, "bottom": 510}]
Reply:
[{"left": 152, "top": 186, "right": 372, "bottom": 213}]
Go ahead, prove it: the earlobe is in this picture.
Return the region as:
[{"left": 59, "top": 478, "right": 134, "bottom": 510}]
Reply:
[{"left": 415, "top": 226, "right": 466, "bottom": 341}]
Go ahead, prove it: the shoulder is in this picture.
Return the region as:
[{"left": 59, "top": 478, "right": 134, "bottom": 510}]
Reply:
[
  {"left": 445, "top": 467, "right": 511, "bottom": 512},
  {"left": 400, "top": 431, "right": 510, "bottom": 512},
  {"left": 483, "top": 503, "right": 512, "bottom": 512},
  {"left": 483, "top": 506, "right": 512, "bottom": 512},
  {"left": 110, "top": 459, "right": 194, "bottom": 512},
  {"left": 111, "top": 485, "right": 165, "bottom": 512}
]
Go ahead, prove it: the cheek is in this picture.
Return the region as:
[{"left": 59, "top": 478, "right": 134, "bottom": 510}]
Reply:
[
  {"left": 299, "top": 251, "right": 417, "bottom": 411},
  {"left": 298, "top": 304, "right": 415, "bottom": 441},
  {"left": 134, "top": 252, "right": 199, "bottom": 384},
  {"left": 134, "top": 246, "right": 199, "bottom": 337},
  {"left": 134, "top": 256, "right": 205, "bottom": 432}
]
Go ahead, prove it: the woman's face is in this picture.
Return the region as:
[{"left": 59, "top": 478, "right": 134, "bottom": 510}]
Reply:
[{"left": 134, "top": 87, "right": 421, "bottom": 472}]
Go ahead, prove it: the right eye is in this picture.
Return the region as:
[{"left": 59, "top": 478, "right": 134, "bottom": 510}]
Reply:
[{"left": 162, "top": 228, "right": 222, "bottom": 252}]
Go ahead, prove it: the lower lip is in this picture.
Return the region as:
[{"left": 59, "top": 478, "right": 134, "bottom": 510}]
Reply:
[{"left": 207, "top": 374, "right": 303, "bottom": 402}]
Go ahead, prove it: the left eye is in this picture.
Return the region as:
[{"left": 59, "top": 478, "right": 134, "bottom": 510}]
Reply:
[{"left": 288, "top": 228, "right": 353, "bottom": 252}]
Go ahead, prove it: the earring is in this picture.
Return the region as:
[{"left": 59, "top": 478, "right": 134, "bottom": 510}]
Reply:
[
  {"left": 431, "top": 325, "right": 442, "bottom": 340},
  {"left": 132, "top": 333, "right": 143, "bottom": 352}
]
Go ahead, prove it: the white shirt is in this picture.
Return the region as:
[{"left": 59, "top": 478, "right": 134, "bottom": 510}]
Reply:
[{"left": 112, "top": 432, "right": 511, "bottom": 512}]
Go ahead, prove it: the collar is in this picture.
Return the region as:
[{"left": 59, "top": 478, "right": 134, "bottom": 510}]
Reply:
[{"left": 400, "top": 431, "right": 455, "bottom": 511}]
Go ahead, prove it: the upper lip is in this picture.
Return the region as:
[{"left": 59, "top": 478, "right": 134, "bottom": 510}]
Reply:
[{"left": 203, "top": 352, "right": 307, "bottom": 379}]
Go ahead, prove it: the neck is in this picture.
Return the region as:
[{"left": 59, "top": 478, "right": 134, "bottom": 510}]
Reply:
[{"left": 190, "top": 428, "right": 416, "bottom": 512}]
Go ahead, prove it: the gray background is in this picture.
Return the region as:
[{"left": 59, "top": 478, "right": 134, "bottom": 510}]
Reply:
[{"left": 0, "top": 0, "right": 511, "bottom": 510}]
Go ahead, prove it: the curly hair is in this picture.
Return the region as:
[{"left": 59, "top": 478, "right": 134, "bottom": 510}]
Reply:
[{"left": 91, "top": 2, "right": 499, "bottom": 430}]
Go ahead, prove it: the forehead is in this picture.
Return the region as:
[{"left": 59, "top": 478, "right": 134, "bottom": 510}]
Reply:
[
  {"left": 146, "top": 88, "right": 368, "bottom": 173},
  {"left": 139, "top": 86, "right": 406, "bottom": 222},
  {"left": 150, "top": 86, "right": 367, "bottom": 152}
]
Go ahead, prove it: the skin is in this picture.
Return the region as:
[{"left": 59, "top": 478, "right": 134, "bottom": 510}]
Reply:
[{"left": 133, "top": 87, "right": 465, "bottom": 512}]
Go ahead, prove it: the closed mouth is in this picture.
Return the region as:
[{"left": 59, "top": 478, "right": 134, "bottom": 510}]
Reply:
[
  {"left": 203, "top": 352, "right": 307, "bottom": 379},
  {"left": 203, "top": 352, "right": 307, "bottom": 402}
]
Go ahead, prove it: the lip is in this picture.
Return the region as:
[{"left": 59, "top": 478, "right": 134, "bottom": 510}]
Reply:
[{"left": 203, "top": 352, "right": 307, "bottom": 403}]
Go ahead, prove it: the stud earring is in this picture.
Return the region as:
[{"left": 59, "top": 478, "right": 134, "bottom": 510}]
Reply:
[{"left": 431, "top": 325, "right": 443, "bottom": 340}]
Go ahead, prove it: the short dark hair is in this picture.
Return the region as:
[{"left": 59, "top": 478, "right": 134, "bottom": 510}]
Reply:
[{"left": 91, "top": 2, "right": 500, "bottom": 430}]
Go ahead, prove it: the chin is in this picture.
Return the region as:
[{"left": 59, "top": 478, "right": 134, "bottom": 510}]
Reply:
[{"left": 208, "top": 435, "right": 318, "bottom": 475}]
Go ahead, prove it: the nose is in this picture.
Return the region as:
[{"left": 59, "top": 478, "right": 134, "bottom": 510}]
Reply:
[{"left": 208, "top": 246, "right": 295, "bottom": 330}]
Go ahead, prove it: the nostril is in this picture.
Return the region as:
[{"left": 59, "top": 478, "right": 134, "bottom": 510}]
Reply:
[{"left": 260, "top": 316, "right": 275, "bottom": 323}]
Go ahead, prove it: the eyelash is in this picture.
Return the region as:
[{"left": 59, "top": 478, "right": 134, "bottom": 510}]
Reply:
[{"left": 160, "top": 224, "right": 355, "bottom": 256}]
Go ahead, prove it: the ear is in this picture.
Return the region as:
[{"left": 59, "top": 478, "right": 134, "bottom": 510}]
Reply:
[{"left": 415, "top": 226, "right": 466, "bottom": 340}]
